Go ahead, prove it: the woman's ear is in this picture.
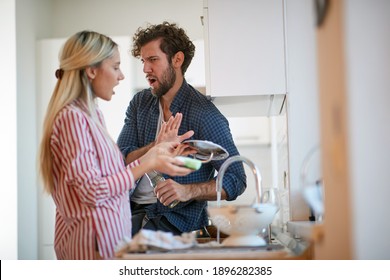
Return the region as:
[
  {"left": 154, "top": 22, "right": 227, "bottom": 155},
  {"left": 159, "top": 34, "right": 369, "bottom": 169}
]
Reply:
[{"left": 85, "top": 66, "right": 97, "bottom": 80}]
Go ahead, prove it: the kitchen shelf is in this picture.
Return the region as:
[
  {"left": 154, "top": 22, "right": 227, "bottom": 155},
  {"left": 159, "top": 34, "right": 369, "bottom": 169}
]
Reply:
[{"left": 211, "top": 94, "right": 286, "bottom": 117}]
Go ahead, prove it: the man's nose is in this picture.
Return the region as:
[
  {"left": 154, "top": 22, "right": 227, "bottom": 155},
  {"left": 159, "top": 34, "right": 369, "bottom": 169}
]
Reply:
[{"left": 143, "top": 62, "right": 151, "bottom": 73}]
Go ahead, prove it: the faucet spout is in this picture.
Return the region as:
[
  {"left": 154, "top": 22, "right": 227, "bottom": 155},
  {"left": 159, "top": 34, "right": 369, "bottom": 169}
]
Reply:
[{"left": 216, "top": 155, "right": 262, "bottom": 204}]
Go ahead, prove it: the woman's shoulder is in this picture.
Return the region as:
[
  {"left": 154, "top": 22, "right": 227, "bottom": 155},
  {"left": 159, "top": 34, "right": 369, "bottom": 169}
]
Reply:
[
  {"left": 60, "top": 100, "right": 86, "bottom": 116},
  {"left": 54, "top": 101, "right": 89, "bottom": 128}
]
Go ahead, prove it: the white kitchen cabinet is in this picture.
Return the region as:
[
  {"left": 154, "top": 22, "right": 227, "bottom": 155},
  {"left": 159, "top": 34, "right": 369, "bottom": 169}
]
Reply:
[{"left": 203, "top": 0, "right": 286, "bottom": 97}]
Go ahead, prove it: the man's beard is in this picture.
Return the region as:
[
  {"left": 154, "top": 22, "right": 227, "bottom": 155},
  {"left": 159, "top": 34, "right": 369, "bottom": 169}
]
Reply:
[{"left": 151, "top": 64, "right": 176, "bottom": 98}]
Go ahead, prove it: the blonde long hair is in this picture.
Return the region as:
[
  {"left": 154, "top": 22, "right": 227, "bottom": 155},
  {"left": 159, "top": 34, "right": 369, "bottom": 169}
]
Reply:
[{"left": 39, "top": 31, "right": 118, "bottom": 194}]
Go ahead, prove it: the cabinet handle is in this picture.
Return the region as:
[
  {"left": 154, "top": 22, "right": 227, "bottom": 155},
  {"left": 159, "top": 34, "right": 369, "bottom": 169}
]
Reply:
[{"left": 200, "top": 16, "right": 204, "bottom": 26}]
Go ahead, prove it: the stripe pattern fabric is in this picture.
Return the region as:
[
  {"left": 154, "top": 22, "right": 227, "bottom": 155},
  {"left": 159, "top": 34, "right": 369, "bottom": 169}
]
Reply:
[{"left": 50, "top": 100, "right": 137, "bottom": 259}]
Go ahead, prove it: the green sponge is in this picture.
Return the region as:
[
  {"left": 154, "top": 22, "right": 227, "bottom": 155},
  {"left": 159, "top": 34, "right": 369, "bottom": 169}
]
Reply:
[{"left": 175, "top": 156, "right": 202, "bottom": 170}]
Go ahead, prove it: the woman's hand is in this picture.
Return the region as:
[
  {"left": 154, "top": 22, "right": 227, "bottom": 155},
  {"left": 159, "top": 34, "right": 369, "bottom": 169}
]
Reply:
[
  {"left": 153, "top": 155, "right": 193, "bottom": 177},
  {"left": 139, "top": 142, "right": 193, "bottom": 177}
]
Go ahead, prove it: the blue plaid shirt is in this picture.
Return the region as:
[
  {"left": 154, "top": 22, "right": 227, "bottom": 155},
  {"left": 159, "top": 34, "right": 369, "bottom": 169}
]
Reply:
[{"left": 117, "top": 80, "right": 246, "bottom": 232}]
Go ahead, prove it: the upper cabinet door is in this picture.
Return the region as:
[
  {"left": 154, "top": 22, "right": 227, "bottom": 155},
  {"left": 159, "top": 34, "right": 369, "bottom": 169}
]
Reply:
[{"left": 203, "top": 0, "right": 286, "bottom": 97}]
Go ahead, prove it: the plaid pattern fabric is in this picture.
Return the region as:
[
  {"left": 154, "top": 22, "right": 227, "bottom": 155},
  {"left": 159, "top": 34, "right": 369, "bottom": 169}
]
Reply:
[{"left": 117, "top": 80, "right": 246, "bottom": 232}]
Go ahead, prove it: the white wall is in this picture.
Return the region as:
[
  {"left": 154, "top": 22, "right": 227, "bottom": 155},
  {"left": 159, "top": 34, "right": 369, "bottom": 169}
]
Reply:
[
  {"left": 345, "top": 0, "right": 390, "bottom": 259},
  {"left": 285, "top": 0, "right": 321, "bottom": 221},
  {"left": 16, "top": 0, "right": 53, "bottom": 260},
  {"left": 0, "top": 0, "right": 18, "bottom": 260}
]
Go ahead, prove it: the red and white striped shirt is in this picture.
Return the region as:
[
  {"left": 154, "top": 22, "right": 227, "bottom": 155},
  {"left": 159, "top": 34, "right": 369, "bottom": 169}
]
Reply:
[{"left": 50, "top": 100, "right": 137, "bottom": 259}]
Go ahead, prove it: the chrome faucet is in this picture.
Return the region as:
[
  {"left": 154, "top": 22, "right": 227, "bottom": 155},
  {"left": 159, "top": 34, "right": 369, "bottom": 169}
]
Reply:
[
  {"left": 215, "top": 156, "right": 278, "bottom": 244},
  {"left": 216, "top": 155, "right": 263, "bottom": 204}
]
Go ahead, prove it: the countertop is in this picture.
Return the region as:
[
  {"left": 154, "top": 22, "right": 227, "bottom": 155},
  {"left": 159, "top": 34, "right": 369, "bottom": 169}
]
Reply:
[{"left": 116, "top": 239, "right": 309, "bottom": 260}]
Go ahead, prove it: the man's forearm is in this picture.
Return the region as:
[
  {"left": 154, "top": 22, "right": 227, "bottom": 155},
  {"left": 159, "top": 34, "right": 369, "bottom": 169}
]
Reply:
[
  {"left": 125, "top": 141, "right": 155, "bottom": 165},
  {"left": 188, "top": 180, "right": 227, "bottom": 201}
]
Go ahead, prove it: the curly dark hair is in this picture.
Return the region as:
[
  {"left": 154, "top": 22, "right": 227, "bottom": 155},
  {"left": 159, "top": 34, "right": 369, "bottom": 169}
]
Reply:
[{"left": 131, "top": 21, "right": 195, "bottom": 75}]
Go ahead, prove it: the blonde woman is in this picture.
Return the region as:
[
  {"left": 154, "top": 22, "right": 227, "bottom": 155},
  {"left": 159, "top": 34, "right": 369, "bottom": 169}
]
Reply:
[{"left": 39, "top": 30, "right": 193, "bottom": 260}]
